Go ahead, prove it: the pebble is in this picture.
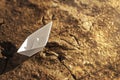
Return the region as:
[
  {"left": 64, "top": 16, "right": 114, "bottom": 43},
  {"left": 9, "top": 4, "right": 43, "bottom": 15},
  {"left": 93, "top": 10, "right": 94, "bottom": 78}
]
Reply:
[{"left": 82, "top": 21, "right": 92, "bottom": 31}]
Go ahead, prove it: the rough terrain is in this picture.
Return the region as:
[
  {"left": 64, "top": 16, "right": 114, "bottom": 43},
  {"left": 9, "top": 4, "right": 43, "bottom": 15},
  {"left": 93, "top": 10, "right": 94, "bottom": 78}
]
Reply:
[{"left": 0, "top": 0, "right": 120, "bottom": 80}]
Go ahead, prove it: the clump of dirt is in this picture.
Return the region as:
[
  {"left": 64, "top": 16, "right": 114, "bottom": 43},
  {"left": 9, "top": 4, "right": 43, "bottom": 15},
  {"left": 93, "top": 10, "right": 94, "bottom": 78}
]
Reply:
[{"left": 0, "top": 0, "right": 120, "bottom": 80}]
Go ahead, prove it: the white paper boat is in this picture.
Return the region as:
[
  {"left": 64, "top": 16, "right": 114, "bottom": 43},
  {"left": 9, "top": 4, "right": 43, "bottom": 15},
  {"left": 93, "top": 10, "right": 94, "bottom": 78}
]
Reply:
[{"left": 17, "top": 22, "right": 52, "bottom": 57}]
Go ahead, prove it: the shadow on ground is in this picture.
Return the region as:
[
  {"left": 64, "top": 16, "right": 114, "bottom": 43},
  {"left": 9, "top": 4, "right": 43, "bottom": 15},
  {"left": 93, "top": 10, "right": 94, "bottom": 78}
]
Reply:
[{"left": 0, "top": 41, "right": 28, "bottom": 75}]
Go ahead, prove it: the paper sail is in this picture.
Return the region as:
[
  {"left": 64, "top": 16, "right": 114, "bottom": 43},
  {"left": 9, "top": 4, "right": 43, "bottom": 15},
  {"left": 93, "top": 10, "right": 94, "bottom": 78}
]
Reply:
[{"left": 17, "top": 22, "right": 53, "bottom": 57}]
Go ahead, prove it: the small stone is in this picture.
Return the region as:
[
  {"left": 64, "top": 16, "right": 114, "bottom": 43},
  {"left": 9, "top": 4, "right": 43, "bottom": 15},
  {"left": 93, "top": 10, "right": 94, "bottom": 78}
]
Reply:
[{"left": 82, "top": 21, "right": 92, "bottom": 31}]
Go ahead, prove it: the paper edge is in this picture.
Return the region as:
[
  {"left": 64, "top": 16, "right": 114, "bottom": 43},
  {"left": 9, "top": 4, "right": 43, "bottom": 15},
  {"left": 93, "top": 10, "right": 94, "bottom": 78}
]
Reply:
[{"left": 17, "top": 21, "right": 52, "bottom": 53}]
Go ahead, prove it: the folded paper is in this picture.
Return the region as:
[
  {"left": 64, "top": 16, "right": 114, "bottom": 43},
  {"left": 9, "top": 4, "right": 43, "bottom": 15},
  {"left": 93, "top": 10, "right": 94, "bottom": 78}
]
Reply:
[{"left": 17, "top": 22, "right": 52, "bottom": 57}]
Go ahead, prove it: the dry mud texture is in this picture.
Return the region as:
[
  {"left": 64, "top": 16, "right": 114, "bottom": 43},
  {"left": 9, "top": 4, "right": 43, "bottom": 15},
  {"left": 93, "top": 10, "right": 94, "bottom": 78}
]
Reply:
[{"left": 0, "top": 0, "right": 120, "bottom": 80}]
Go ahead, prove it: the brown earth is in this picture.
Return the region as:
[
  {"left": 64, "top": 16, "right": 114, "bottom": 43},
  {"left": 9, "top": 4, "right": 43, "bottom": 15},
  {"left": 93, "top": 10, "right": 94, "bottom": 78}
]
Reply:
[{"left": 0, "top": 0, "right": 120, "bottom": 80}]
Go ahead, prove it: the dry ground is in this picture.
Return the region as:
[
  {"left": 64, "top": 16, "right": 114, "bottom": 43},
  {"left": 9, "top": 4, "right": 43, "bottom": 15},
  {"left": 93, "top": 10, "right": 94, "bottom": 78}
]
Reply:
[{"left": 0, "top": 0, "right": 120, "bottom": 80}]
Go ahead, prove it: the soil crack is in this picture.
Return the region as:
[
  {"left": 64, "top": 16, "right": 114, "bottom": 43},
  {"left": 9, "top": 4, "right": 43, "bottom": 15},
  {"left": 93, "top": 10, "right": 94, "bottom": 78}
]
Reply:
[{"left": 57, "top": 55, "right": 77, "bottom": 80}]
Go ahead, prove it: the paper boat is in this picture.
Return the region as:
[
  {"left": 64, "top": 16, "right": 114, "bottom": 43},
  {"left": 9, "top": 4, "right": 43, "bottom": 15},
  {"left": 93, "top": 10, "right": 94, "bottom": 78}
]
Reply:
[{"left": 17, "top": 22, "right": 52, "bottom": 57}]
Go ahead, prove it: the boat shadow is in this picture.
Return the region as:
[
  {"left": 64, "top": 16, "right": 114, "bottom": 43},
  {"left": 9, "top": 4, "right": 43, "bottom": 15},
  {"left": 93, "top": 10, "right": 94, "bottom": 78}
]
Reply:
[{"left": 0, "top": 41, "right": 28, "bottom": 75}]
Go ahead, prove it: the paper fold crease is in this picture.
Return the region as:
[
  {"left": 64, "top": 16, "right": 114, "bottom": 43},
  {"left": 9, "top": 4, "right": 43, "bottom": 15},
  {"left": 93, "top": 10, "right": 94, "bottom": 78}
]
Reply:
[{"left": 17, "top": 21, "right": 52, "bottom": 57}]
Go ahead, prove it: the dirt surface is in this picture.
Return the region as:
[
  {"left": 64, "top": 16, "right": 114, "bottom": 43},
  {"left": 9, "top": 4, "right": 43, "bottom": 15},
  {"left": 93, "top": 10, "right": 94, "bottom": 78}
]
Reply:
[{"left": 0, "top": 0, "right": 120, "bottom": 80}]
